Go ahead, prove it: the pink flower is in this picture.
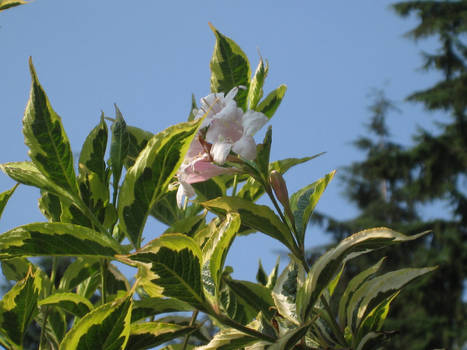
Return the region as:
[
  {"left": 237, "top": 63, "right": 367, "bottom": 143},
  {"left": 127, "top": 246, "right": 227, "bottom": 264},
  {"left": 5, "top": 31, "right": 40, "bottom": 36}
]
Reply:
[{"left": 176, "top": 88, "right": 268, "bottom": 207}]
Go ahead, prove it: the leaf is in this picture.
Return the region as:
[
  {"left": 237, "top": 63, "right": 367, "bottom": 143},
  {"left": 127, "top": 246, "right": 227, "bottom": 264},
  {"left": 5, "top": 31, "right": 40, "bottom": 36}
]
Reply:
[
  {"left": 38, "top": 191, "right": 62, "bottom": 222},
  {"left": 128, "top": 234, "right": 207, "bottom": 310},
  {"left": 348, "top": 266, "right": 437, "bottom": 332},
  {"left": 256, "top": 85, "right": 287, "bottom": 119},
  {"left": 110, "top": 104, "right": 129, "bottom": 194},
  {"left": 201, "top": 197, "right": 297, "bottom": 253},
  {"left": 59, "top": 295, "right": 133, "bottom": 350},
  {"left": 0, "top": 184, "right": 18, "bottom": 221},
  {"left": 132, "top": 297, "right": 192, "bottom": 322},
  {"left": 269, "top": 154, "right": 324, "bottom": 174},
  {"left": 118, "top": 118, "right": 202, "bottom": 248},
  {"left": 248, "top": 57, "right": 269, "bottom": 110},
  {"left": 300, "top": 228, "right": 430, "bottom": 321},
  {"left": 272, "top": 261, "right": 305, "bottom": 325},
  {"left": 0, "top": 266, "right": 41, "bottom": 348},
  {"left": 266, "top": 256, "right": 280, "bottom": 290},
  {"left": 0, "top": 222, "right": 123, "bottom": 259},
  {"left": 196, "top": 321, "right": 264, "bottom": 350},
  {"left": 256, "top": 126, "right": 272, "bottom": 178},
  {"left": 224, "top": 278, "right": 275, "bottom": 320},
  {"left": 23, "top": 59, "right": 78, "bottom": 195},
  {"left": 219, "top": 282, "right": 256, "bottom": 324},
  {"left": 125, "top": 125, "right": 153, "bottom": 168},
  {"left": 164, "top": 212, "right": 206, "bottom": 237},
  {"left": 268, "top": 323, "right": 311, "bottom": 350},
  {"left": 1, "top": 258, "right": 30, "bottom": 281},
  {"left": 202, "top": 213, "right": 240, "bottom": 304},
  {"left": 290, "top": 170, "right": 335, "bottom": 246},
  {"left": 209, "top": 23, "right": 251, "bottom": 109},
  {"left": 79, "top": 114, "right": 108, "bottom": 185},
  {"left": 126, "top": 322, "right": 197, "bottom": 350},
  {"left": 58, "top": 258, "right": 100, "bottom": 291},
  {"left": 192, "top": 177, "right": 227, "bottom": 201},
  {"left": 187, "top": 93, "right": 198, "bottom": 122},
  {"left": 0, "top": 0, "right": 28, "bottom": 11},
  {"left": 38, "top": 292, "right": 93, "bottom": 318},
  {"left": 338, "top": 258, "right": 385, "bottom": 327},
  {"left": 256, "top": 260, "right": 268, "bottom": 286}
]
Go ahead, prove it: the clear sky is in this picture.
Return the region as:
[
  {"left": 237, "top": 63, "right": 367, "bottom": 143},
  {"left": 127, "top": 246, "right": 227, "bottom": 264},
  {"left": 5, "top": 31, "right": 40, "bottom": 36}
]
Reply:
[{"left": 0, "top": 1, "right": 442, "bottom": 281}]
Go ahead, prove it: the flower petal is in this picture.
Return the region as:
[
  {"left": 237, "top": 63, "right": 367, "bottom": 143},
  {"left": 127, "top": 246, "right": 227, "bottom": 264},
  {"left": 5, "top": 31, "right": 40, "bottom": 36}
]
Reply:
[
  {"left": 176, "top": 181, "right": 196, "bottom": 208},
  {"left": 232, "top": 135, "right": 257, "bottom": 160},
  {"left": 211, "top": 142, "right": 233, "bottom": 164},
  {"left": 242, "top": 110, "right": 268, "bottom": 136}
]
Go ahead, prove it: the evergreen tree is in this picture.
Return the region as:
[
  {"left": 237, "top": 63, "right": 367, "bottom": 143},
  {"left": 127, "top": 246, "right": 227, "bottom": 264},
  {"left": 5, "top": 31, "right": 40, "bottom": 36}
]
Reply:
[{"left": 316, "top": 1, "right": 467, "bottom": 345}]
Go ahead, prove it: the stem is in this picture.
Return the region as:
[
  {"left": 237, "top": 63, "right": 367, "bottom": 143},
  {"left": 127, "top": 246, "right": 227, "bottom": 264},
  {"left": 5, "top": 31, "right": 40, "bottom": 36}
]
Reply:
[
  {"left": 232, "top": 175, "right": 238, "bottom": 196},
  {"left": 100, "top": 259, "right": 108, "bottom": 305},
  {"left": 182, "top": 310, "right": 199, "bottom": 350}
]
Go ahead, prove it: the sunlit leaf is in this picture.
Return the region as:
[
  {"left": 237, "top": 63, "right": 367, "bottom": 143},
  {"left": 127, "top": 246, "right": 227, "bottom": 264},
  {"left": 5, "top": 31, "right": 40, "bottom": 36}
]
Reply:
[
  {"left": 0, "top": 0, "right": 28, "bottom": 11},
  {"left": 132, "top": 297, "right": 192, "bottom": 322},
  {"left": 248, "top": 57, "right": 269, "bottom": 110},
  {"left": 256, "top": 85, "right": 287, "bottom": 119},
  {"left": 109, "top": 104, "right": 129, "bottom": 197},
  {"left": 39, "top": 292, "right": 93, "bottom": 318},
  {"left": 125, "top": 125, "right": 153, "bottom": 168},
  {"left": 0, "top": 184, "right": 18, "bottom": 221},
  {"left": 126, "top": 322, "right": 197, "bottom": 350}
]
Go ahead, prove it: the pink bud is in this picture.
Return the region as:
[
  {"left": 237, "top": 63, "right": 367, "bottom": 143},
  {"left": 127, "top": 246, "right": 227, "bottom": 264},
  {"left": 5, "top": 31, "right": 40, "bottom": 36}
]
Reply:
[{"left": 269, "top": 170, "right": 289, "bottom": 207}]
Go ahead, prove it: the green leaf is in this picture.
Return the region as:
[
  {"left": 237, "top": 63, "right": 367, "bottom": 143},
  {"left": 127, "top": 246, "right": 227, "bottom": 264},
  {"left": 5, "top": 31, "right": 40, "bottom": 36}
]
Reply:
[
  {"left": 269, "top": 154, "right": 325, "bottom": 174},
  {"left": 192, "top": 177, "right": 227, "bottom": 201},
  {"left": 202, "top": 213, "right": 240, "bottom": 304},
  {"left": 349, "top": 266, "right": 437, "bottom": 332},
  {"left": 132, "top": 297, "right": 192, "bottom": 322},
  {"left": 118, "top": 118, "right": 202, "bottom": 248},
  {"left": 1, "top": 258, "right": 30, "bottom": 282},
  {"left": 256, "top": 126, "right": 272, "bottom": 178},
  {"left": 0, "top": 0, "right": 28, "bottom": 11},
  {"left": 272, "top": 261, "right": 305, "bottom": 325},
  {"left": 23, "top": 59, "right": 78, "bottom": 195},
  {"left": 38, "top": 292, "right": 93, "bottom": 318},
  {"left": 220, "top": 282, "right": 256, "bottom": 324},
  {"left": 197, "top": 321, "right": 264, "bottom": 350},
  {"left": 38, "top": 191, "right": 62, "bottom": 222},
  {"left": 201, "top": 196, "right": 297, "bottom": 253},
  {"left": 164, "top": 212, "right": 206, "bottom": 237},
  {"left": 0, "top": 222, "right": 123, "bottom": 259},
  {"left": 248, "top": 57, "right": 269, "bottom": 110},
  {"left": 268, "top": 323, "right": 311, "bottom": 350},
  {"left": 59, "top": 294, "right": 133, "bottom": 350},
  {"left": 256, "top": 85, "right": 287, "bottom": 119},
  {"left": 224, "top": 278, "right": 275, "bottom": 320},
  {"left": 338, "top": 258, "right": 385, "bottom": 327},
  {"left": 0, "top": 184, "right": 18, "bottom": 221},
  {"left": 125, "top": 126, "right": 153, "bottom": 168},
  {"left": 110, "top": 104, "right": 129, "bottom": 194},
  {"left": 209, "top": 23, "right": 251, "bottom": 109},
  {"left": 290, "top": 170, "right": 335, "bottom": 246},
  {"left": 266, "top": 256, "right": 280, "bottom": 290},
  {"left": 0, "top": 266, "right": 42, "bottom": 348},
  {"left": 79, "top": 114, "right": 108, "bottom": 185},
  {"left": 129, "top": 234, "right": 207, "bottom": 310},
  {"left": 256, "top": 260, "right": 268, "bottom": 286},
  {"left": 58, "top": 258, "right": 100, "bottom": 291},
  {"left": 300, "top": 228, "right": 430, "bottom": 321},
  {"left": 126, "top": 322, "right": 197, "bottom": 350}
]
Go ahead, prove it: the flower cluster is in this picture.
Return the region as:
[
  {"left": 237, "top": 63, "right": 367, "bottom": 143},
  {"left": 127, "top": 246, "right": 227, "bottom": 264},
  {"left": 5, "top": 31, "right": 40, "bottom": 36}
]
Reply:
[{"left": 176, "top": 88, "right": 268, "bottom": 207}]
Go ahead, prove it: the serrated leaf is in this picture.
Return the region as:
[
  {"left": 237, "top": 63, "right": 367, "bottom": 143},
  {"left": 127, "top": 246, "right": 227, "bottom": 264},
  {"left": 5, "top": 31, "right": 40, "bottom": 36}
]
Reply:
[
  {"left": 290, "top": 170, "right": 335, "bottom": 246},
  {"left": 272, "top": 261, "right": 305, "bottom": 325},
  {"left": 126, "top": 322, "right": 197, "bottom": 350},
  {"left": 0, "top": 222, "right": 123, "bottom": 259},
  {"left": 0, "top": 184, "right": 18, "bottom": 221},
  {"left": 338, "top": 258, "right": 385, "bottom": 327},
  {"left": 59, "top": 295, "right": 133, "bottom": 350},
  {"left": 23, "top": 59, "right": 78, "bottom": 195},
  {"left": 256, "top": 85, "right": 287, "bottom": 119},
  {"left": 224, "top": 279, "right": 275, "bottom": 320},
  {"left": 129, "top": 234, "right": 206, "bottom": 310},
  {"left": 132, "top": 297, "right": 192, "bottom": 322},
  {"left": 248, "top": 58, "right": 269, "bottom": 110},
  {"left": 39, "top": 292, "right": 93, "bottom": 318},
  {"left": 0, "top": 266, "right": 41, "bottom": 348},
  {"left": 1, "top": 258, "right": 30, "bottom": 282},
  {"left": 110, "top": 104, "right": 129, "bottom": 193},
  {"left": 125, "top": 126, "right": 153, "bottom": 168},
  {"left": 164, "top": 212, "right": 206, "bottom": 237},
  {"left": 201, "top": 196, "right": 297, "bottom": 253},
  {"left": 0, "top": 0, "right": 28, "bottom": 11},
  {"left": 202, "top": 213, "right": 240, "bottom": 304},
  {"left": 209, "top": 24, "right": 251, "bottom": 109},
  {"left": 79, "top": 114, "right": 108, "bottom": 185},
  {"left": 300, "top": 228, "right": 430, "bottom": 321},
  {"left": 349, "top": 266, "right": 436, "bottom": 332},
  {"left": 196, "top": 321, "right": 263, "bottom": 350},
  {"left": 118, "top": 118, "right": 202, "bottom": 248}
]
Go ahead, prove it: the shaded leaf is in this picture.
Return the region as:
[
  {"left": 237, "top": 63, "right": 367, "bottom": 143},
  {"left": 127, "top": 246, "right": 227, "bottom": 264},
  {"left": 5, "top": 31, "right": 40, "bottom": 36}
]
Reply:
[
  {"left": 0, "top": 222, "right": 123, "bottom": 259},
  {"left": 125, "top": 126, "right": 153, "bottom": 168},
  {"left": 0, "top": 0, "right": 29, "bottom": 11},
  {"left": 132, "top": 297, "right": 192, "bottom": 322},
  {"left": 256, "top": 260, "right": 268, "bottom": 286},
  {"left": 0, "top": 184, "right": 18, "bottom": 221},
  {"left": 110, "top": 104, "right": 129, "bottom": 195},
  {"left": 58, "top": 258, "right": 100, "bottom": 291},
  {"left": 59, "top": 295, "right": 133, "bottom": 350},
  {"left": 38, "top": 292, "right": 93, "bottom": 318},
  {"left": 126, "top": 322, "right": 197, "bottom": 350},
  {"left": 118, "top": 119, "right": 202, "bottom": 248}
]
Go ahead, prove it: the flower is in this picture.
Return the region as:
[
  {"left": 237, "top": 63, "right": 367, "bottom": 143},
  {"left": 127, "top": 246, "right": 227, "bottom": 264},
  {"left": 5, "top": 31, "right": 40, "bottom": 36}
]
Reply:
[{"left": 175, "top": 88, "right": 268, "bottom": 207}]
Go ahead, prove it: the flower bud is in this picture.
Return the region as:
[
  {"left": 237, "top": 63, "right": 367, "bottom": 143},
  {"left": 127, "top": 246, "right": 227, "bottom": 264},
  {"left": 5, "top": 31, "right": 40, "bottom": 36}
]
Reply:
[{"left": 269, "top": 170, "right": 290, "bottom": 207}]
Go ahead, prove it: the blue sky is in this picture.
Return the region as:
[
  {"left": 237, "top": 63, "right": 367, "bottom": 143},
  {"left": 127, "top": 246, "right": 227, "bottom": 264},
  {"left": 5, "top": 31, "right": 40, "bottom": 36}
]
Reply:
[{"left": 0, "top": 1, "right": 442, "bottom": 281}]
